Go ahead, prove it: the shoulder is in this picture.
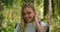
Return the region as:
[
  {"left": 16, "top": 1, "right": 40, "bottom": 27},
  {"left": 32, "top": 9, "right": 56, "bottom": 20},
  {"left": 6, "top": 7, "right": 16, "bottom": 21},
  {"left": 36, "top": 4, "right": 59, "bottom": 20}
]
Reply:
[
  {"left": 39, "top": 20, "right": 47, "bottom": 26},
  {"left": 40, "top": 21, "right": 49, "bottom": 32},
  {"left": 41, "top": 21, "right": 46, "bottom": 26}
]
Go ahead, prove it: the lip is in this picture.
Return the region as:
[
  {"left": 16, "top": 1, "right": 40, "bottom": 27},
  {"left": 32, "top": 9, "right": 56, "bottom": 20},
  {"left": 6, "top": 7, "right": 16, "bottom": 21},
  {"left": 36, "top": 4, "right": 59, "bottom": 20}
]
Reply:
[{"left": 25, "top": 17, "right": 30, "bottom": 20}]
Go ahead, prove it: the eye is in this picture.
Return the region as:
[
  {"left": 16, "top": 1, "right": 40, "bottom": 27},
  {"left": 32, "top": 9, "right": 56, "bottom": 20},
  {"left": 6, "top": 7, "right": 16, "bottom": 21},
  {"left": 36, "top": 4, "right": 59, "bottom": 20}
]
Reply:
[{"left": 28, "top": 12, "right": 31, "bottom": 14}]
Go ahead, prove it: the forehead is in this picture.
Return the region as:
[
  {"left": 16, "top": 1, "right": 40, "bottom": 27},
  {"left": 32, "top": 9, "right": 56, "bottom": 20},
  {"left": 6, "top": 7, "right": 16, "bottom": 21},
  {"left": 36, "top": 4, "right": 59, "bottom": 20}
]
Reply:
[{"left": 23, "top": 7, "right": 34, "bottom": 13}]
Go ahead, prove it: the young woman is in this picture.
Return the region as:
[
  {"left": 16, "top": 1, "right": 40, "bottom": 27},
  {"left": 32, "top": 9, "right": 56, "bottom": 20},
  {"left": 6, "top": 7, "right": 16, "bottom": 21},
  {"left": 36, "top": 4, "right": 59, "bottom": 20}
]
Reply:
[{"left": 14, "top": 2, "right": 47, "bottom": 32}]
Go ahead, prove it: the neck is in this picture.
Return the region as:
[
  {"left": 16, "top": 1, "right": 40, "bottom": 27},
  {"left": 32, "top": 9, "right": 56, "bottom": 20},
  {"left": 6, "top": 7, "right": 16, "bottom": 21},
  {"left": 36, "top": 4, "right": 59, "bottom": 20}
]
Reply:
[{"left": 26, "top": 20, "right": 34, "bottom": 23}]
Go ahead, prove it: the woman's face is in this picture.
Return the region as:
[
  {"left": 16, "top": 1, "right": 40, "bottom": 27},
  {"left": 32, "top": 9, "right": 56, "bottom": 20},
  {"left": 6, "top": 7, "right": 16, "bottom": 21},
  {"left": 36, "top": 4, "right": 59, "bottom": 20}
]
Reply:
[{"left": 22, "top": 7, "right": 35, "bottom": 23}]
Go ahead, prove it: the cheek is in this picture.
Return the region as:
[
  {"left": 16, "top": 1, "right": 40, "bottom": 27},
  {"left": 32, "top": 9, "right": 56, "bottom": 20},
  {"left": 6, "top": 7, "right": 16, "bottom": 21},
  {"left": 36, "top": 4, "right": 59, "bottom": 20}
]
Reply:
[{"left": 29, "top": 14, "right": 35, "bottom": 19}]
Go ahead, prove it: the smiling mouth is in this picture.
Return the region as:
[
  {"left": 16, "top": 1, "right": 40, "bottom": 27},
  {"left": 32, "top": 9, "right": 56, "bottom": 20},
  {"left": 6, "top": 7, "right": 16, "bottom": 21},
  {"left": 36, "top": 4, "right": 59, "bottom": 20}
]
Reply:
[
  {"left": 25, "top": 18, "right": 31, "bottom": 20},
  {"left": 26, "top": 18, "right": 30, "bottom": 20}
]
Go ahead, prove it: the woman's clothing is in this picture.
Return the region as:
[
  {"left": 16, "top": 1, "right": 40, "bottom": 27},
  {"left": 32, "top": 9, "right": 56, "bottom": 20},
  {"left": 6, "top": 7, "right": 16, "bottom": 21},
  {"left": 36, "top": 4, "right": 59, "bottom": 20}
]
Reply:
[
  {"left": 14, "top": 21, "right": 47, "bottom": 32},
  {"left": 25, "top": 23, "right": 36, "bottom": 32}
]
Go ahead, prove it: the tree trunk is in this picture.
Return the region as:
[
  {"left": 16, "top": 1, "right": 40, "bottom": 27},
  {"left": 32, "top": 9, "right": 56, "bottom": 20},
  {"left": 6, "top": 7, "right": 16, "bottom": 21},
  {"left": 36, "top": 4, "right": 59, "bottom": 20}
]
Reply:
[
  {"left": 48, "top": 0, "right": 52, "bottom": 25},
  {"left": 44, "top": 0, "right": 49, "bottom": 16},
  {"left": 44, "top": 0, "right": 52, "bottom": 26}
]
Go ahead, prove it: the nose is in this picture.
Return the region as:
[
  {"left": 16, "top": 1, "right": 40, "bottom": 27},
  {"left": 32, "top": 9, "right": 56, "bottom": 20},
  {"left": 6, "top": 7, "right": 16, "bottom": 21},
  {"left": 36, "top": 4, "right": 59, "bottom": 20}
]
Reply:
[{"left": 25, "top": 14, "right": 29, "bottom": 18}]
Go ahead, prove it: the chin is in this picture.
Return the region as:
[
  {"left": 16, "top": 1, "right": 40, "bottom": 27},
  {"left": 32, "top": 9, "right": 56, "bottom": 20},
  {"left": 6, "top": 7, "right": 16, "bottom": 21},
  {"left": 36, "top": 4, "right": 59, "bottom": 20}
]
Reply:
[{"left": 26, "top": 20, "right": 32, "bottom": 23}]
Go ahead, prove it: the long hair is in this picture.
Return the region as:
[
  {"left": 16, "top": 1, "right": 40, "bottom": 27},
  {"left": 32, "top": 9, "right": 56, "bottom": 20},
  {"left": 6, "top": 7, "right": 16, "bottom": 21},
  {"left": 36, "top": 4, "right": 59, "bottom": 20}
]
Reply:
[{"left": 18, "top": 2, "right": 36, "bottom": 32}]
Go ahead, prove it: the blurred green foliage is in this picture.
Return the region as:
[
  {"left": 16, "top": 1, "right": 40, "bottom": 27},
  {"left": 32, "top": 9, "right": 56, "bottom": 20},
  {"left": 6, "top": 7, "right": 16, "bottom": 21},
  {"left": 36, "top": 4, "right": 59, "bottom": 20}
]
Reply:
[{"left": 0, "top": 0, "right": 60, "bottom": 32}]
